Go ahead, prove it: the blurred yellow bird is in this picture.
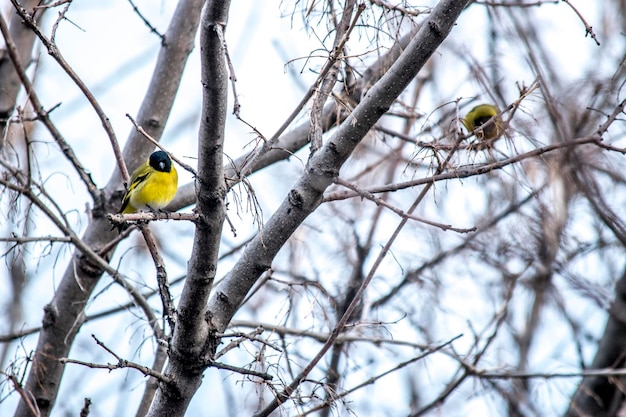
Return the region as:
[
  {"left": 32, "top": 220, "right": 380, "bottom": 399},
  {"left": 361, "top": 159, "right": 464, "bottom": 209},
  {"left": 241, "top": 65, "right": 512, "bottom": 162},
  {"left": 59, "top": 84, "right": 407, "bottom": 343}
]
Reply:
[
  {"left": 119, "top": 150, "right": 178, "bottom": 214},
  {"left": 462, "top": 103, "right": 504, "bottom": 141}
]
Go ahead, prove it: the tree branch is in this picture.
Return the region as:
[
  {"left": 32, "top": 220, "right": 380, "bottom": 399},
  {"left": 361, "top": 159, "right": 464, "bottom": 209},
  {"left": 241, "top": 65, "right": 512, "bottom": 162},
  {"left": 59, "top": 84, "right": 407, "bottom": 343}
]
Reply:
[{"left": 144, "top": 0, "right": 230, "bottom": 415}]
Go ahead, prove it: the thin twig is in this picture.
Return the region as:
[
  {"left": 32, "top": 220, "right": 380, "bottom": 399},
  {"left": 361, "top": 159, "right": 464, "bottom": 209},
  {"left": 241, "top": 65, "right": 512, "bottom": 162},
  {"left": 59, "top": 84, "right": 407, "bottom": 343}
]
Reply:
[
  {"left": 138, "top": 224, "right": 176, "bottom": 331},
  {"left": 58, "top": 335, "right": 173, "bottom": 383},
  {"left": 126, "top": 114, "right": 198, "bottom": 177},
  {"left": 0, "top": 11, "right": 102, "bottom": 205},
  {"left": 127, "top": 0, "right": 166, "bottom": 45},
  {"left": 561, "top": 0, "right": 601, "bottom": 46},
  {"left": 334, "top": 177, "right": 476, "bottom": 233},
  {"left": 324, "top": 135, "right": 603, "bottom": 202},
  {"left": 9, "top": 0, "right": 127, "bottom": 184},
  {"left": 300, "top": 334, "right": 462, "bottom": 416},
  {"left": 229, "top": 320, "right": 435, "bottom": 349},
  {"left": 204, "top": 359, "right": 273, "bottom": 381},
  {"left": 215, "top": 327, "right": 282, "bottom": 360}
]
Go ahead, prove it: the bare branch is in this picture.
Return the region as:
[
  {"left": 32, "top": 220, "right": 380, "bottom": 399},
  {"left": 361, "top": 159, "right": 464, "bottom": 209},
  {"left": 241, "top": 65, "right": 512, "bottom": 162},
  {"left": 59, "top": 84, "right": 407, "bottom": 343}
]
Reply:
[
  {"left": 59, "top": 335, "right": 173, "bottom": 384},
  {"left": 9, "top": 0, "right": 126, "bottom": 183},
  {"left": 127, "top": 0, "right": 166, "bottom": 45},
  {"left": 138, "top": 224, "right": 176, "bottom": 331},
  {"left": 561, "top": 0, "right": 601, "bottom": 46},
  {"left": 301, "top": 334, "right": 462, "bottom": 416},
  {"left": 324, "top": 135, "right": 604, "bottom": 202},
  {"left": 334, "top": 177, "right": 477, "bottom": 233},
  {"left": 0, "top": 11, "right": 102, "bottom": 205}
]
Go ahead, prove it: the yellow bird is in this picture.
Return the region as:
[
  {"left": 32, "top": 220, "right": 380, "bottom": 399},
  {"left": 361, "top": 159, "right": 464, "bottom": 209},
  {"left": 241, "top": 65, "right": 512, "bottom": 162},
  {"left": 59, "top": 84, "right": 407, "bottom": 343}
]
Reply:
[
  {"left": 462, "top": 103, "right": 504, "bottom": 141},
  {"left": 119, "top": 150, "right": 178, "bottom": 214}
]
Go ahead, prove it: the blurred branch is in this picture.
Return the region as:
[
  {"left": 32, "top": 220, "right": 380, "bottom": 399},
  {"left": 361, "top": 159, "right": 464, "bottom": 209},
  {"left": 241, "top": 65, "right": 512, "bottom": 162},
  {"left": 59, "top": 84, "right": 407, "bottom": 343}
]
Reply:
[
  {"left": 303, "top": 334, "right": 462, "bottom": 416},
  {"left": 9, "top": 0, "right": 127, "bottom": 184},
  {"left": 310, "top": 1, "right": 363, "bottom": 152},
  {"left": 0, "top": 10, "right": 102, "bottom": 206},
  {"left": 214, "top": 327, "right": 278, "bottom": 360},
  {"left": 564, "top": 268, "right": 626, "bottom": 417},
  {"left": 0, "top": 235, "right": 72, "bottom": 243},
  {"left": 0, "top": 0, "right": 41, "bottom": 136},
  {"left": 476, "top": 367, "right": 626, "bottom": 380},
  {"left": 334, "top": 177, "right": 477, "bottom": 233},
  {"left": 324, "top": 135, "right": 603, "bottom": 201},
  {"left": 229, "top": 320, "right": 433, "bottom": 348},
  {"left": 372, "top": 188, "right": 540, "bottom": 308}
]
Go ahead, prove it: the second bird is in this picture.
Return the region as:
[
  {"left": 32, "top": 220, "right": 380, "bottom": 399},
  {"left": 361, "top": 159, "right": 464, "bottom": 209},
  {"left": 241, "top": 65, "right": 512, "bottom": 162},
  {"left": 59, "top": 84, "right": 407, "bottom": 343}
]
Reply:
[
  {"left": 119, "top": 150, "right": 178, "bottom": 214},
  {"left": 462, "top": 103, "right": 504, "bottom": 141}
]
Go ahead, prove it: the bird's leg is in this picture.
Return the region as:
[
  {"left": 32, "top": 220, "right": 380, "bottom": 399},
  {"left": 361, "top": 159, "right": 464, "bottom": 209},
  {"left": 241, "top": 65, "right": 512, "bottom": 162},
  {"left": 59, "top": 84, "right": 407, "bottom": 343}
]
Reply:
[
  {"left": 159, "top": 208, "right": 172, "bottom": 220},
  {"left": 146, "top": 205, "right": 172, "bottom": 220},
  {"left": 145, "top": 205, "right": 163, "bottom": 221}
]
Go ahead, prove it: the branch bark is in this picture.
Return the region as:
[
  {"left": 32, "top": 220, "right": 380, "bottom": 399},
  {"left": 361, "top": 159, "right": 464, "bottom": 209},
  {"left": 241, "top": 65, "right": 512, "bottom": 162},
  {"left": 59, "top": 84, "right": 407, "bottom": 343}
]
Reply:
[{"left": 144, "top": 1, "right": 230, "bottom": 415}]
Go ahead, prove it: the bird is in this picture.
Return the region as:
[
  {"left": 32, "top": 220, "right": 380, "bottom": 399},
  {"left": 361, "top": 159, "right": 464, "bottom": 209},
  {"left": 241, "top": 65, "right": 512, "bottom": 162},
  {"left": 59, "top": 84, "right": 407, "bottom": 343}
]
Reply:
[
  {"left": 119, "top": 150, "right": 178, "bottom": 215},
  {"left": 462, "top": 103, "right": 504, "bottom": 141}
]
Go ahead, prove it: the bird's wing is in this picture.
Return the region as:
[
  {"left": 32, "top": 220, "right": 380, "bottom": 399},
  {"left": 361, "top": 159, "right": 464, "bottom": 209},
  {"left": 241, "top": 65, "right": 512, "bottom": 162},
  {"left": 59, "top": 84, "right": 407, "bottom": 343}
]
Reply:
[{"left": 120, "top": 165, "right": 152, "bottom": 213}]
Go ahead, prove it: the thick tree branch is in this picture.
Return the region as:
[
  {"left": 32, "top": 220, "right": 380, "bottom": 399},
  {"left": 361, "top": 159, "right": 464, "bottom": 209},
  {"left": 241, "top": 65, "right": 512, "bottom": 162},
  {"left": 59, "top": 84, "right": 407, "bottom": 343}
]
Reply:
[{"left": 144, "top": 1, "right": 230, "bottom": 416}]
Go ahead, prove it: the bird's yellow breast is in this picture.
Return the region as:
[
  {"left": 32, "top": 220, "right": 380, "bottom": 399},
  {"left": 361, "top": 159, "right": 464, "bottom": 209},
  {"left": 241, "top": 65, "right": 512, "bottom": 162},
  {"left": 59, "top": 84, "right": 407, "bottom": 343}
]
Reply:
[{"left": 123, "top": 167, "right": 178, "bottom": 213}]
